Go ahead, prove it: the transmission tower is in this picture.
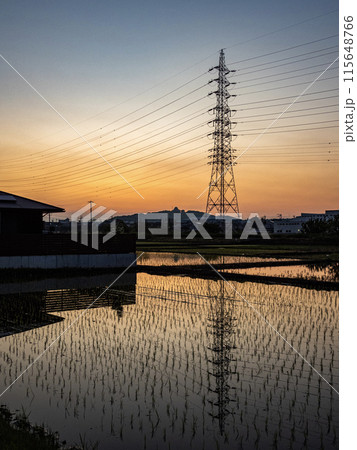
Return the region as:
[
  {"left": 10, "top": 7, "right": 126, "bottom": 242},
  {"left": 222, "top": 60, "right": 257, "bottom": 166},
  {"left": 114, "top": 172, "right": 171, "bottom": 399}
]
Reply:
[
  {"left": 206, "top": 49, "right": 239, "bottom": 215},
  {"left": 207, "top": 274, "right": 237, "bottom": 435}
]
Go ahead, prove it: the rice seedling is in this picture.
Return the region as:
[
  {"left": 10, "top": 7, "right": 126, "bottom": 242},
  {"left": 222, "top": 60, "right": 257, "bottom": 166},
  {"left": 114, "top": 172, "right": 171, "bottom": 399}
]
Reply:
[{"left": 0, "top": 265, "right": 338, "bottom": 449}]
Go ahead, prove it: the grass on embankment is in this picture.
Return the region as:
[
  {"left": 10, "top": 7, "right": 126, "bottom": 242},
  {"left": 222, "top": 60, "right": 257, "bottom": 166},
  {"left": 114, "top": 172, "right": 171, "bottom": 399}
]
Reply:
[
  {"left": 0, "top": 406, "right": 61, "bottom": 450},
  {"left": 0, "top": 405, "right": 100, "bottom": 450},
  {"left": 0, "top": 406, "right": 101, "bottom": 450}
]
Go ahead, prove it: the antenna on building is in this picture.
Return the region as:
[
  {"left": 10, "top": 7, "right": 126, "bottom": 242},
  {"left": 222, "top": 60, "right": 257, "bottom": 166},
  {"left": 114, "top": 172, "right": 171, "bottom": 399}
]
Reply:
[{"left": 206, "top": 49, "right": 239, "bottom": 215}]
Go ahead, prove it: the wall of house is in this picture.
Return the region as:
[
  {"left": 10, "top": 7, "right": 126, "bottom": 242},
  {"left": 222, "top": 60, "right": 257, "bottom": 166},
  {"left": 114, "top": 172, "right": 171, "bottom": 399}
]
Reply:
[
  {"left": 0, "top": 210, "right": 43, "bottom": 234},
  {"left": 0, "top": 253, "right": 136, "bottom": 269}
]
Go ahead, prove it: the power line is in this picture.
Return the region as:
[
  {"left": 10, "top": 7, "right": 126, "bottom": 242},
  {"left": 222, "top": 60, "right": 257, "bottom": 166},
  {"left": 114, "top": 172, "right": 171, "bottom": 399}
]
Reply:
[
  {"left": 4, "top": 144, "right": 338, "bottom": 188},
  {"left": 7, "top": 134, "right": 209, "bottom": 187},
  {"left": 238, "top": 109, "right": 338, "bottom": 123},
  {"left": 240, "top": 151, "right": 338, "bottom": 157},
  {"left": 10, "top": 90, "right": 337, "bottom": 170},
  {"left": 233, "top": 89, "right": 338, "bottom": 107},
  {"left": 237, "top": 103, "right": 337, "bottom": 119},
  {"left": 5, "top": 44, "right": 339, "bottom": 166},
  {"left": 18, "top": 70, "right": 209, "bottom": 150},
  {"left": 230, "top": 47, "right": 337, "bottom": 75},
  {"left": 232, "top": 67, "right": 337, "bottom": 90},
  {"left": 238, "top": 160, "right": 338, "bottom": 164},
  {"left": 239, "top": 125, "right": 338, "bottom": 136},
  {"left": 240, "top": 119, "right": 337, "bottom": 132},
  {"left": 4, "top": 49, "right": 338, "bottom": 174},
  {"left": 11, "top": 10, "right": 337, "bottom": 154},
  {"left": 8, "top": 110, "right": 207, "bottom": 173},
  {"left": 237, "top": 75, "right": 337, "bottom": 96},
  {"left": 226, "top": 8, "right": 338, "bottom": 50},
  {"left": 233, "top": 95, "right": 338, "bottom": 113},
  {"left": 8, "top": 110, "right": 338, "bottom": 187},
  {"left": 11, "top": 148, "right": 337, "bottom": 201},
  {"left": 235, "top": 141, "right": 338, "bottom": 148},
  {"left": 4, "top": 78, "right": 209, "bottom": 163},
  {"left": 4, "top": 91, "right": 208, "bottom": 165},
  {"left": 2, "top": 106, "right": 209, "bottom": 169},
  {"left": 1, "top": 34, "right": 339, "bottom": 199},
  {"left": 25, "top": 79, "right": 336, "bottom": 171},
  {"left": 234, "top": 61, "right": 338, "bottom": 84},
  {"left": 229, "top": 34, "right": 338, "bottom": 65},
  {"left": 20, "top": 104, "right": 338, "bottom": 174}
]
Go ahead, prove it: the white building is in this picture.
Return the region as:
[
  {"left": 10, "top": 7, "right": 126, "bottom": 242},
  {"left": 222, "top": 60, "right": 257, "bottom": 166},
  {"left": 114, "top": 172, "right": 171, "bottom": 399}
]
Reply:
[{"left": 273, "top": 210, "right": 339, "bottom": 234}]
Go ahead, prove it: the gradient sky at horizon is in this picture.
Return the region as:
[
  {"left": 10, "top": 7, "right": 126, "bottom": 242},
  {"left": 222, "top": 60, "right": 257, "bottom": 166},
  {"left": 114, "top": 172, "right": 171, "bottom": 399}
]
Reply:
[{"left": 0, "top": 0, "right": 338, "bottom": 218}]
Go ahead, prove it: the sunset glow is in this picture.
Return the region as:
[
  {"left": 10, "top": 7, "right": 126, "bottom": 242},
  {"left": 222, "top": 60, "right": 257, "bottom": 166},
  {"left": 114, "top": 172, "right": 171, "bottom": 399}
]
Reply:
[{"left": 0, "top": 0, "right": 338, "bottom": 218}]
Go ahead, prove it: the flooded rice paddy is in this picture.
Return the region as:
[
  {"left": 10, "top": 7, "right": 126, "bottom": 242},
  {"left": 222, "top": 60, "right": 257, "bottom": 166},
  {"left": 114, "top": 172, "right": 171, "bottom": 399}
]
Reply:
[
  {"left": 139, "top": 253, "right": 338, "bottom": 283},
  {"left": 224, "top": 264, "right": 339, "bottom": 282},
  {"left": 0, "top": 262, "right": 338, "bottom": 449}
]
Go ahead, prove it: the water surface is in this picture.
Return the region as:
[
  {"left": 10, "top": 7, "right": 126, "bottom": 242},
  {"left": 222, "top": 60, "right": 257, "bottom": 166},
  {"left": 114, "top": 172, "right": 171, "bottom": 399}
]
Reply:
[{"left": 0, "top": 271, "right": 338, "bottom": 449}]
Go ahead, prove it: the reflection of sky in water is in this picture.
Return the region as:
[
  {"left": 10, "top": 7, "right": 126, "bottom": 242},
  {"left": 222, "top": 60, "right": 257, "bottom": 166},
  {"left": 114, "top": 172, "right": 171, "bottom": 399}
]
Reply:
[
  {"left": 138, "top": 252, "right": 338, "bottom": 282},
  {"left": 225, "top": 264, "right": 338, "bottom": 282},
  {"left": 0, "top": 273, "right": 338, "bottom": 449}
]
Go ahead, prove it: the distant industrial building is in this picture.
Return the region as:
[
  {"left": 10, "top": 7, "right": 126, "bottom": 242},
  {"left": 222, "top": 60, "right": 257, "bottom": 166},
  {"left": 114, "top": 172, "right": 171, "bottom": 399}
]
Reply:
[{"left": 273, "top": 210, "right": 339, "bottom": 234}]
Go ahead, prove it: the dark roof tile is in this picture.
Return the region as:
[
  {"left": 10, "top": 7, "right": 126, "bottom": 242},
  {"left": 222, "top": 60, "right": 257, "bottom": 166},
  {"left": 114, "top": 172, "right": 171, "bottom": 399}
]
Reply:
[{"left": 0, "top": 191, "right": 65, "bottom": 212}]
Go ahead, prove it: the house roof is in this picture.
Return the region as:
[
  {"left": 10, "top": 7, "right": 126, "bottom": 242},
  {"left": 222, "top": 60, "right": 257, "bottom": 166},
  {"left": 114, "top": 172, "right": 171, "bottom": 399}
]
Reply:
[{"left": 0, "top": 191, "right": 65, "bottom": 213}]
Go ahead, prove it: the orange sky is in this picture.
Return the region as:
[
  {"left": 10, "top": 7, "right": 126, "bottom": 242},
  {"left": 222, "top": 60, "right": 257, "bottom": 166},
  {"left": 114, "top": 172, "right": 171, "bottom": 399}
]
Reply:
[
  {"left": 0, "top": 7, "right": 338, "bottom": 219},
  {"left": 0, "top": 132, "right": 338, "bottom": 219},
  {"left": 0, "top": 91, "right": 338, "bottom": 219}
]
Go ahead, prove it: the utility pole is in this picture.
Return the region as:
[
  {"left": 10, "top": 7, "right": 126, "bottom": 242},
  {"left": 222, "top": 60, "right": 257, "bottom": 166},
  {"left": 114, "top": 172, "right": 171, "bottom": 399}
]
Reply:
[
  {"left": 89, "top": 201, "right": 93, "bottom": 222},
  {"left": 89, "top": 200, "right": 93, "bottom": 233},
  {"left": 206, "top": 49, "right": 239, "bottom": 215}
]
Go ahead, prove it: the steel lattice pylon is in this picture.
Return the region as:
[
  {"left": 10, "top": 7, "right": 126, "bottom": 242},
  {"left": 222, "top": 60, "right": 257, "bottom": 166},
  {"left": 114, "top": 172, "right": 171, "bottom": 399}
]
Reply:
[
  {"left": 206, "top": 49, "right": 239, "bottom": 215},
  {"left": 207, "top": 274, "right": 237, "bottom": 435}
]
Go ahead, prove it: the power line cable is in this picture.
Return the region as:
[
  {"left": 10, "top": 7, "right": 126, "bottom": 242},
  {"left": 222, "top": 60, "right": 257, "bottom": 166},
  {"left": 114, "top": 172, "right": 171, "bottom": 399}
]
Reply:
[
  {"left": 237, "top": 75, "right": 338, "bottom": 96},
  {"left": 229, "top": 34, "right": 338, "bottom": 65}
]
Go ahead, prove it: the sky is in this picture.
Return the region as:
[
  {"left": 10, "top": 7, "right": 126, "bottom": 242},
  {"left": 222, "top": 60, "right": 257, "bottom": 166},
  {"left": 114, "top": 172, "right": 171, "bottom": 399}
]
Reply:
[{"left": 0, "top": 0, "right": 338, "bottom": 218}]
